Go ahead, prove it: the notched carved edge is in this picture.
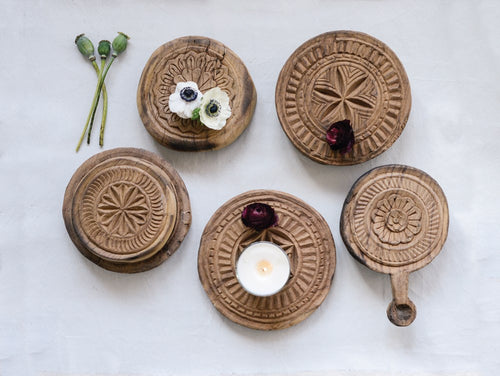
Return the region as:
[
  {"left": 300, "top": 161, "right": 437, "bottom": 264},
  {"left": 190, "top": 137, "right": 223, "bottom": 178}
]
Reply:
[
  {"left": 275, "top": 30, "right": 412, "bottom": 166},
  {"left": 62, "top": 148, "right": 192, "bottom": 273},
  {"left": 198, "top": 189, "right": 336, "bottom": 330},
  {"left": 137, "top": 36, "right": 257, "bottom": 152}
]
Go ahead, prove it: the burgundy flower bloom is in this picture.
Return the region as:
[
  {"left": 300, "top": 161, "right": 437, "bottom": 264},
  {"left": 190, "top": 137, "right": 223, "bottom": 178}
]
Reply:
[
  {"left": 326, "top": 119, "right": 355, "bottom": 154},
  {"left": 241, "top": 203, "right": 278, "bottom": 231}
]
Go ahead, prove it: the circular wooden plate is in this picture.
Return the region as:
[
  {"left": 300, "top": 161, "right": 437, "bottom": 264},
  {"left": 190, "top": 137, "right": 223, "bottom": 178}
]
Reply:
[
  {"left": 341, "top": 165, "right": 448, "bottom": 274},
  {"left": 63, "top": 148, "right": 191, "bottom": 273},
  {"left": 137, "top": 36, "right": 257, "bottom": 151},
  {"left": 340, "top": 165, "right": 448, "bottom": 325},
  {"left": 198, "top": 190, "right": 336, "bottom": 330},
  {"left": 276, "top": 30, "right": 411, "bottom": 165}
]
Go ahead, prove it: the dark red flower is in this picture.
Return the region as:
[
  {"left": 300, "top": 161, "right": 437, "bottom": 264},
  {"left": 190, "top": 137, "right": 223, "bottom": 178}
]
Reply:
[
  {"left": 326, "top": 119, "right": 355, "bottom": 154},
  {"left": 241, "top": 203, "right": 278, "bottom": 231}
]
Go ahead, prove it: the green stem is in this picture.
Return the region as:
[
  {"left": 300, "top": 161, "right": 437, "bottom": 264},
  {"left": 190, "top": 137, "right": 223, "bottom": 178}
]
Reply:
[
  {"left": 99, "top": 59, "right": 108, "bottom": 147},
  {"left": 87, "top": 61, "right": 108, "bottom": 145},
  {"left": 87, "top": 56, "right": 115, "bottom": 138},
  {"left": 76, "top": 56, "right": 115, "bottom": 152}
]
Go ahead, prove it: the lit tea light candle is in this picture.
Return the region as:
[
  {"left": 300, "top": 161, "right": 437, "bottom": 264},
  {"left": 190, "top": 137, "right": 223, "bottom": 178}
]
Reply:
[{"left": 236, "top": 241, "right": 290, "bottom": 297}]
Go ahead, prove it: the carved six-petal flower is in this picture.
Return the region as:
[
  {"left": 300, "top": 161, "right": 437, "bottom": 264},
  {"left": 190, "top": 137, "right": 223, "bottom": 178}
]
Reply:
[{"left": 312, "top": 65, "right": 377, "bottom": 124}]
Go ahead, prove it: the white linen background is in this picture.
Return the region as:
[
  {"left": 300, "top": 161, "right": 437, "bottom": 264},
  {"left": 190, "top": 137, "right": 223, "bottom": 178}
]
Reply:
[{"left": 0, "top": 0, "right": 499, "bottom": 375}]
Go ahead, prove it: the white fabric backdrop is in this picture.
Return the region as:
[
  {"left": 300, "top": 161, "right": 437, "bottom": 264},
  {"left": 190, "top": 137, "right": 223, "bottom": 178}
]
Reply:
[{"left": 0, "top": 0, "right": 499, "bottom": 375}]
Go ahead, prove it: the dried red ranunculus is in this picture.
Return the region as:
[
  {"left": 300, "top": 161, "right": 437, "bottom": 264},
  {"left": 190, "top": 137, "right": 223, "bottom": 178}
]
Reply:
[
  {"left": 241, "top": 203, "right": 278, "bottom": 231},
  {"left": 326, "top": 119, "right": 355, "bottom": 154}
]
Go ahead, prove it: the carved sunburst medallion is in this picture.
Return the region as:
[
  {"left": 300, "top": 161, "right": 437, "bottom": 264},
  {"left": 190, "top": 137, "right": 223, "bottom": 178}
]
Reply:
[
  {"left": 63, "top": 148, "right": 192, "bottom": 273},
  {"left": 96, "top": 183, "right": 150, "bottom": 237},
  {"left": 76, "top": 164, "right": 175, "bottom": 260},
  {"left": 198, "top": 190, "right": 336, "bottom": 330}
]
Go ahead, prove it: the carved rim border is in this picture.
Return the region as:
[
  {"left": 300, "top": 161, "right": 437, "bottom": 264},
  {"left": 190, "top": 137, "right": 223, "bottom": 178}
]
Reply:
[
  {"left": 198, "top": 189, "right": 336, "bottom": 330},
  {"left": 62, "top": 148, "right": 192, "bottom": 273},
  {"left": 137, "top": 36, "right": 257, "bottom": 152},
  {"left": 275, "top": 30, "right": 411, "bottom": 165},
  {"left": 340, "top": 165, "right": 449, "bottom": 275}
]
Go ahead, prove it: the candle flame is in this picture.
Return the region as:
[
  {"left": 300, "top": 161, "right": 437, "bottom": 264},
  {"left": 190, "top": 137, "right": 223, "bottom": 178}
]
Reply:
[{"left": 257, "top": 260, "right": 273, "bottom": 276}]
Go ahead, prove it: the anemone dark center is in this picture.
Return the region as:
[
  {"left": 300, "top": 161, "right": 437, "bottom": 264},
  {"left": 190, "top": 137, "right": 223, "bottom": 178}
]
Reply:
[
  {"left": 205, "top": 99, "right": 221, "bottom": 117},
  {"left": 180, "top": 87, "right": 198, "bottom": 102}
]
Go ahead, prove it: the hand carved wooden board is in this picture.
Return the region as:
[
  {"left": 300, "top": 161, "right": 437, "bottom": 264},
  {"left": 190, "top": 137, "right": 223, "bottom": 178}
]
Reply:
[
  {"left": 340, "top": 165, "right": 449, "bottom": 326},
  {"left": 198, "top": 190, "right": 336, "bottom": 330},
  {"left": 137, "top": 36, "right": 257, "bottom": 151},
  {"left": 62, "top": 148, "right": 191, "bottom": 273},
  {"left": 276, "top": 31, "right": 411, "bottom": 165}
]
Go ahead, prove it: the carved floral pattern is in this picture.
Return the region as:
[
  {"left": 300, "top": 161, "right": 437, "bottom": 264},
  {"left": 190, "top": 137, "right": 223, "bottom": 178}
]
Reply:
[
  {"left": 312, "top": 65, "right": 377, "bottom": 124},
  {"left": 154, "top": 51, "right": 235, "bottom": 128},
  {"left": 96, "top": 183, "right": 149, "bottom": 237},
  {"left": 371, "top": 194, "right": 422, "bottom": 245}
]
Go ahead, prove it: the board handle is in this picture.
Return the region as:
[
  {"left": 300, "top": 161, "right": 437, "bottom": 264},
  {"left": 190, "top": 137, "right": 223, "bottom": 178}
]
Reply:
[{"left": 387, "top": 272, "right": 416, "bottom": 326}]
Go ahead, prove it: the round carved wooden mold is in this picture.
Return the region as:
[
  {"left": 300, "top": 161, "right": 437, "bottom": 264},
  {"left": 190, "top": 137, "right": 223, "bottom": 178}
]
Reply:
[
  {"left": 275, "top": 30, "right": 411, "bottom": 165},
  {"left": 198, "top": 190, "right": 336, "bottom": 330},
  {"left": 137, "top": 36, "right": 257, "bottom": 151},
  {"left": 63, "top": 148, "right": 191, "bottom": 273},
  {"left": 340, "top": 165, "right": 449, "bottom": 326}
]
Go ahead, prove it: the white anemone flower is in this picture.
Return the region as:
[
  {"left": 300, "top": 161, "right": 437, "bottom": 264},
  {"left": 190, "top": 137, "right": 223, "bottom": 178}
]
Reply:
[
  {"left": 199, "top": 87, "right": 231, "bottom": 130},
  {"left": 168, "top": 81, "right": 203, "bottom": 119}
]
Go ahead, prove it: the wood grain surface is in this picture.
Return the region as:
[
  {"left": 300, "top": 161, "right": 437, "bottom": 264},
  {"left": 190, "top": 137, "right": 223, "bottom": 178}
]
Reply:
[
  {"left": 276, "top": 30, "right": 411, "bottom": 165},
  {"left": 340, "top": 165, "right": 449, "bottom": 326},
  {"left": 198, "top": 190, "right": 336, "bottom": 330},
  {"left": 137, "top": 36, "right": 257, "bottom": 151},
  {"left": 62, "top": 148, "right": 191, "bottom": 273}
]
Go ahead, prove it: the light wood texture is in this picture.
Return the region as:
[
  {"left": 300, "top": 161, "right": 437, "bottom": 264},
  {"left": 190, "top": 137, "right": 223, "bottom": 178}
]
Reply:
[
  {"left": 137, "top": 36, "right": 257, "bottom": 151},
  {"left": 340, "top": 165, "right": 449, "bottom": 326},
  {"left": 62, "top": 148, "right": 191, "bottom": 273},
  {"left": 198, "top": 190, "right": 336, "bottom": 330},
  {"left": 275, "top": 30, "right": 411, "bottom": 165}
]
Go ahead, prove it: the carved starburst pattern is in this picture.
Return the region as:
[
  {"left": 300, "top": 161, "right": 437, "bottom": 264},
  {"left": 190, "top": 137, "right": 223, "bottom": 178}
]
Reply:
[
  {"left": 371, "top": 194, "right": 422, "bottom": 245},
  {"left": 96, "top": 183, "right": 150, "bottom": 237},
  {"left": 238, "top": 228, "right": 296, "bottom": 274},
  {"left": 312, "top": 65, "right": 377, "bottom": 125}
]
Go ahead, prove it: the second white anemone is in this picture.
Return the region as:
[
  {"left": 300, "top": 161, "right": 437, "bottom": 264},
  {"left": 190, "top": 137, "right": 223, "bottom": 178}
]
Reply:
[
  {"left": 168, "top": 81, "right": 203, "bottom": 119},
  {"left": 199, "top": 87, "right": 231, "bottom": 130}
]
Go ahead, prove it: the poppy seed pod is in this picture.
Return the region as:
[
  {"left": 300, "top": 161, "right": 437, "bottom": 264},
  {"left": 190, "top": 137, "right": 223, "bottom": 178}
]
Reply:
[
  {"left": 75, "top": 34, "right": 95, "bottom": 61},
  {"left": 111, "top": 32, "right": 130, "bottom": 57},
  {"left": 98, "top": 40, "right": 111, "bottom": 59}
]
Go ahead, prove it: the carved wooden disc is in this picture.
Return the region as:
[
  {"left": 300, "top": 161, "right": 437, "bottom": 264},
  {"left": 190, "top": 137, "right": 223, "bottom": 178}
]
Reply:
[
  {"left": 198, "top": 190, "right": 336, "bottom": 330},
  {"left": 276, "top": 31, "right": 411, "bottom": 165},
  {"left": 63, "top": 148, "right": 191, "bottom": 273},
  {"left": 340, "top": 165, "right": 448, "bottom": 274},
  {"left": 137, "top": 36, "right": 257, "bottom": 151}
]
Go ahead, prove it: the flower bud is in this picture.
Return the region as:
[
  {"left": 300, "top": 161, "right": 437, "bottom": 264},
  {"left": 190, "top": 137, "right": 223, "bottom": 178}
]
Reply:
[
  {"left": 326, "top": 119, "right": 355, "bottom": 154},
  {"left": 242, "top": 203, "right": 278, "bottom": 231},
  {"left": 98, "top": 40, "right": 111, "bottom": 59},
  {"left": 191, "top": 107, "right": 200, "bottom": 120},
  {"left": 75, "top": 34, "right": 95, "bottom": 61},
  {"left": 112, "top": 32, "right": 130, "bottom": 57}
]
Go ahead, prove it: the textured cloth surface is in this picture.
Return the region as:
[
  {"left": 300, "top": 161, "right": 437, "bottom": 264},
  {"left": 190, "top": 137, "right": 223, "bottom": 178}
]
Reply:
[{"left": 0, "top": 0, "right": 499, "bottom": 375}]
